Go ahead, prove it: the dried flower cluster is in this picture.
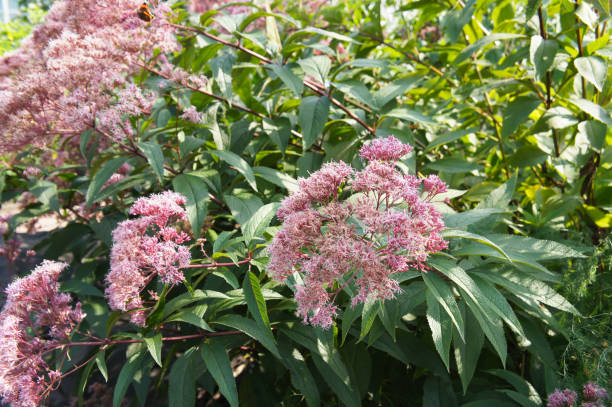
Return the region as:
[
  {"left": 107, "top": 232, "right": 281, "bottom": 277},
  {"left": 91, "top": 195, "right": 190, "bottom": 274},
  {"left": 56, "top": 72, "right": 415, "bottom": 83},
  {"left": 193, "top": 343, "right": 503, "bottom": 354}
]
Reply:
[
  {"left": 105, "top": 191, "right": 191, "bottom": 326},
  {"left": 0, "top": 0, "right": 180, "bottom": 154},
  {"left": 547, "top": 382, "right": 609, "bottom": 407},
  {"left": 268, "top": 136, "right": 448, "bottom": 328},
  {"left": 0, "top": 261, "right": 84, "bottom": 407}
]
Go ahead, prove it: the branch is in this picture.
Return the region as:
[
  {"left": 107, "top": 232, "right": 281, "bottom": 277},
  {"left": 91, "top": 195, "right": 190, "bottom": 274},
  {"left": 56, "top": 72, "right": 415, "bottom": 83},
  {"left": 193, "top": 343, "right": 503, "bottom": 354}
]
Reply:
[{"left": 169, "top": 23, "right": 377, "bottom": 135}]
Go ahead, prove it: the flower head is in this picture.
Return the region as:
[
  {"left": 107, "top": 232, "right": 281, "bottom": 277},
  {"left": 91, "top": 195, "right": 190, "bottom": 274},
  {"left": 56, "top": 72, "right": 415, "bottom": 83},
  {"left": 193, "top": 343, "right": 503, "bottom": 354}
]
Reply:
[
  {"left": 547, "top": 389, "right": 578, "bottom": 407},
  {"left": 0, "top": 260, "right": 84, "bottom": 407},
  {"left": 268, "top": 137, "right": 447, "bottom": 328},
  {"left": 105, "top": 191, "right": 191, "bottom": 325},
  {"left": 359, "top": 135, "right": 413, "bottom": 162},
  {"left": 583, "top": 382, "right": 609, "bottom": 402}
]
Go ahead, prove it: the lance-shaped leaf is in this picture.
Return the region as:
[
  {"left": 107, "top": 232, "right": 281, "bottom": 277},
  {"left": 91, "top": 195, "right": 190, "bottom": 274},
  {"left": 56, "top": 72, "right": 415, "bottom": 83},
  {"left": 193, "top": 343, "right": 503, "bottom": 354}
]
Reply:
[
  {"left": 172, "top": 174, "right": 209, "bottom": 239},
  {"left": 136, "top": 141, "right": 165, "bottom": 182},
  {"left": 201, "top": 339, "right": 239, "bottom": 407},
  {"left": 207, "top": 150, "right": 258, "bottom": 192}
]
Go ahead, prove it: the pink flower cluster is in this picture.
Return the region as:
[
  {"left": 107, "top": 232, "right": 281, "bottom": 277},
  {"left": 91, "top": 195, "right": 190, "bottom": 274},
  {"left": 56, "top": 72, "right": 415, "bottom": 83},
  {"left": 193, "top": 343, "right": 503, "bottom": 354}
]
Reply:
[
  {"left": 547, "top": 383, "right": 609, "bottom": 407},
  {"left": 105, "top": 191, "right": 191, "bottom": 325},
  {"left": 0, "top": 0, "right": 180, "bottom": 154},
  {"left": 0, "top": 261, "right": 85, "bottom": 407},
  {"left": 268, "top": 136, "right": 448, "bottom": 328}
]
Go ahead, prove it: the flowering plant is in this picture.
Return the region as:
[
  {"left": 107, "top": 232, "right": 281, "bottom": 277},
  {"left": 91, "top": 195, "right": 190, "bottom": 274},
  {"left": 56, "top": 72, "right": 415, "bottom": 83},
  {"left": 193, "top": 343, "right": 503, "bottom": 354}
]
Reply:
[{"left": 0, "top": 0, "right": 604, "bottom": 405}]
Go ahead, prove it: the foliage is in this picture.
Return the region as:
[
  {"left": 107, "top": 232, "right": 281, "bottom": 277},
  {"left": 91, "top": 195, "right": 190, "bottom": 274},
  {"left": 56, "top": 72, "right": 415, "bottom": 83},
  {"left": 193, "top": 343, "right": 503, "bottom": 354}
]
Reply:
[{"left": 0, "top": 0, "right": 610, "bottom": 406}]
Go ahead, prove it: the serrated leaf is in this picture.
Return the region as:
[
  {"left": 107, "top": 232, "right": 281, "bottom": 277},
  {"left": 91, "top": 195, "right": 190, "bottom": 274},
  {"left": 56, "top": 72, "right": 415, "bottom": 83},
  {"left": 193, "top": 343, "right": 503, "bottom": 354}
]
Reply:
[
  {"left": 311, "top": 354, "right": 361, "bottom": 407},
  {"left": 426, "top": 291, "right": 452, "bottom": 371},
  {"left": 242, "top": 202, "right": 280, "bottom": 246},
  {"left": 373, "top": 77, "right": 419, "bottom": 109},
  {"left": 173, "top": 174, "right": 209, "bottom": 239},
  {"left": 201, "top": 339, "right": 239, "bottom": 407},
  {"left": 334, "top": 80, "right": 374, "bottom": 108},
  {"left": 360, "top": 297, "right": 380, "bottom": 340},
  {"left": 166, "top": 311, "right": 213, "bottom": 331},
  {"left": 215, "top": 314, "right": 280, "bottom": 358},
  {"left": 208, "top": 150, "right": 258, "bottom": 192},
  {"left": 143, "top": 333, "right": 163, "bottom": 367},
  {"left": 252, "top": 167, "right": 298, "bottom": 192},
  {"left": 570, "top": 98, "right": 612, "bottom": 125},
  {"left": 278, "top": 342, "right": 320, "bottom": 407},
  {"left": 422, "top": 272, "right": 465, "bottom": 342},
  {"left": 298, "top": 55, "right": 331, "bottom": 84},
  {"left": 456, "top": 33, "right": 523, "bottom": 64},
  {"left": 575, "top": 56, "right": 607, "bottom": 92},
  {"left": 86, "top": 157, "right": 130, "bottom": 207},
  {"left": 96, "top": 351, "right": 109, "bottom": 382},
  {"left": 441, "top": 229, "right": 510, "bottom": 261},
  {"left": 169, "top": 347, "right": 199, "bottom": 407},
  {"left": 299, "top": 96, "right": 331, "bottom": 149},
  {"left": 136, "top": 141, "right": 165, "bottom": 182},
  {"left": 114, "top": 351, "right": 146, "bottom": 407},
  {"left": 31, "top": 180, "right": 60, "bottom": 212},
  {"left": 243, "top": 270, "right": 271, "bottom": 330},
  {"left": 453, "top": 302, "right": 484, "bottom": 394},
  {"left": 267, "top": 63, "right": 303, "bottom": 97},
  {"left": 386, "top": 107, "right": 436, "bottom": 125},
  {"left": 501, "top": 96, "right": 541, "bottom": 139}
]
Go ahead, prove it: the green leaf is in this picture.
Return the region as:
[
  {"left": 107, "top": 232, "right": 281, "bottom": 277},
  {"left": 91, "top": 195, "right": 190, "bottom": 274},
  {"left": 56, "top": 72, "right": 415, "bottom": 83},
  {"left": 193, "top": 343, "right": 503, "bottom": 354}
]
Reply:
[
  {"left": 426, "top": 290, "right": 452, "bottom": 371},
  {"left": 386, "top": 107, "right": 436, "bottom": 125},
  {"left": 242, "top": 202, "right": 280, "bottom": 246},
  {"left": 525, "top": 0, "right": 543, "bottom": 20},
  {"left": 201, "top": 339, "right": 239, "bottom": 407},
  {"left": 166, "top": 310, "right": 213, "bottom": 331},
  {"left": 341, "top": 303, "right": 363, "bottom": 345},
  {"left": 501, "top": 96, "right": 541, "bottom": 139},
  {"left": 443, "top": 208, "right": 507, "bottom": 229},
  {"left": 570, "top": 98, "right": 612, "bottom": 125},
  {"left": 373, "top": 77, "right": 419, "bottom": 109},
  {"left": 311, "top": 353, "right": 361, "bottom": 407},
  {"left": 208, "top": 150, "right": 258, "bottom": 192},
  {"left": 96, "top": 351, "right": 109, "bottom": 382},
  {"left": 426, "top": 157, "right": 482, "bottom": 173},
  {"left": 334, "top": 80, "right": 374, "bottom": 108},
  {"left": 463, "top": 292, "right": 507, "bottom": 365},
  {"left": 136, "top": 141, "right": 165, "bottom": 182},
  {"left": 574, "top": 56, "right": 607, "bottom": 92},
  {"left": 262, "top": 117, "right": 291, "bottom": 154},
  {"left": 426, "top": 128, "right": 474, "bottom": 151},
  {"left": 169, "top": 347, "right": 199, "bottom": 407},
  {"left": 277, "top": 341, "right": 320, "bottom": 407},
  {"left": 575, "top": 1, "right": 599, "bottom": 30},
  {"left": 215, "top": 314, "right": 280, "bottom": 358},
  {"left": 530, "top": 36, "right": 558, "bottom": 80},
  {"left": 299, "top": 96, "right": 331, "bottom": 149},
  {"left": 243, "top": 270, "right": 271, "bottom": 330},
  {"left": 471, "top": 275, "right": 525, "bottom": 337},
  {"left": 225, "top": 193, "right": 263, "bottom": 225},
  {"left": 86, "top": 156, "right": 130, "bottom": 207},
  {"left": 61, "top": 280, "right": 104, "bottom": 297},
  {"left": 267, "top": 63, "right": 303, "bottom": 97},
  {"left": 476, "top": 172, "right": 517, "bottom": 209},
  {"left": 452, "top": 302, "right": 484, "bottom": 394},
  {"left": 172, "top": 174, "right": 209, "bottom": 239},
  {"left": 422, "top": 272, "right": 465, "bottom": 341},
  {"left": 508, "top": 144, "right": 547, "bottom": 167},
  {"left": 114, "top": 351, "right": 146, "bottom": 407},
  {"left": 31, "top": 180, "right": 59, "bottom": 212},
  {"left": 210, "top": 53, "right": 235, "bottom": 99},
  {"left": 252, "top": 167, "right": 298, "bottom": 192},
  {"left": 298, "top": 55, "right": 331, "bottom": 84},
  {"left": 488, "top": 370, "right": 542, "bottom": 405},
  {"left": 360, "top": 297, "right": 381, "bottom": 340},
  {"left": 441, "top": 229, "right": 511, "bottom": 261},
  {"left": 456, "top": 33, "right": 523, "bottom": 64},
  {"left": 578, "top": 120, "right": 607, "bottom": 151},
  {"left": 204, "top": 103, "right": 229, "bottom": 150},
  {"left": 143, "top": 333, "right": 163, "bottom": 367},
  {"left": 77, "top": 353, "right": 96, "bottom": 405}
]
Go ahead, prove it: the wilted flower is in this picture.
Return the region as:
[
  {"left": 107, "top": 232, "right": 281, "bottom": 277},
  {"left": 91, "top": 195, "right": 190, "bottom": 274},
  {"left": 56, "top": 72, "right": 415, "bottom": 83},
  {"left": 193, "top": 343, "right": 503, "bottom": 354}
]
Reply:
[
  {"left": 105, "top": 191, "right": 191, "bottom": 325},
  {"left": 268, "top": 136, "right": 448, "bottom": 328},
  {"left": 0, "top": 260, "right": 85, "bottom": 407}
]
